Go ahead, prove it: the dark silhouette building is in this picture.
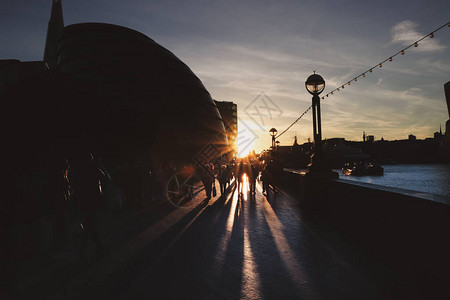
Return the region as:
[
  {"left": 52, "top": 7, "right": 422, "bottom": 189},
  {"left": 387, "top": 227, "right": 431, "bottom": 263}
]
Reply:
[
  {"left": 1, "top": 0, "right": 228, "bottom": 164},
  {"left": 442, "top": 81, "right": 450, "bottom": 160},
  {"left": 3, "top": 2, "right": 232, "bottom": 285},
  {"left": 43, "top": 0, "right": 64, "bottom": 71},
  {"left": 214, "top": 100, "right": 237, "bottom": 159}
]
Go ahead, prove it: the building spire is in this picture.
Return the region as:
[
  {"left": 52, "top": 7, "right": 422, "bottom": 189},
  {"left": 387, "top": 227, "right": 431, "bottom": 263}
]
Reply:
[{"left": 43, "top": 0, "right": 64, "bottom": 71}]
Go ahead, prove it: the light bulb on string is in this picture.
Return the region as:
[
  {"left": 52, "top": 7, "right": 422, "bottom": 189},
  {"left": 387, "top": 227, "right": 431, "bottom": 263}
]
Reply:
[{"left": 289, "top": 20, "right": 450, "bottom": 142}]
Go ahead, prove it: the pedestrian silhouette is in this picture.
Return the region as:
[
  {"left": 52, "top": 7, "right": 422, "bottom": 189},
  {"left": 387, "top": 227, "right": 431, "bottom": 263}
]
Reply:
[
  {"left": 236, "top": 161, "right": 244, "bottom": 194},
  {"left": 72, "top": 153, "right": 107, "bottom": 260},
  {"left": 218, "top": 165, "right": 227, "bottom": 196},
  {"left": 201, "top": 164, "right": 214, "bottom": 199},
  {"left": 250, "top": 163, "right": 257, "bottom": 195},
  {"left": 45, "top": 157, "right": 71, "bottom": 252}
]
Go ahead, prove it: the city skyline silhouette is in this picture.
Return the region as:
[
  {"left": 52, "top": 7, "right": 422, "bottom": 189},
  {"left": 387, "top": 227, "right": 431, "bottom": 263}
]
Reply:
[{"left": 1, "top": 0, "right": 449, "bottom": 153}]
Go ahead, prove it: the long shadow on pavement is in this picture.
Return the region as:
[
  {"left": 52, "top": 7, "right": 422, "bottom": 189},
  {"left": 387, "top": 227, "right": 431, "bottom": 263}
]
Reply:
[{"left": 263, "top": 184, "right": 421, "bottom": 299}]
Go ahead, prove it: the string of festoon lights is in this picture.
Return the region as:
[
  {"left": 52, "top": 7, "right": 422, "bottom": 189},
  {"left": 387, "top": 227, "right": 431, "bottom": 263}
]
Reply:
[{"left": 275, "top": 21, "right": 450, "bottom": 140}]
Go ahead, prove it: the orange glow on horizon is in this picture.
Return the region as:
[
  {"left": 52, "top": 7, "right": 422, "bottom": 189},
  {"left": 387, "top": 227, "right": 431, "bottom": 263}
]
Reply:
[
  {"left": 237, "top": 150, "right": 254, "bottom": 158},
  {"left": 237, "top": 119, "right": 256, "bottom": 157}
]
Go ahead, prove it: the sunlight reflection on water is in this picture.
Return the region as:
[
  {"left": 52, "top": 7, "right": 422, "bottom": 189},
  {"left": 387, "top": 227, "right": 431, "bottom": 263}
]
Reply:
[{"left": 337, "top": 164, "right": 450, "bottom": 196}]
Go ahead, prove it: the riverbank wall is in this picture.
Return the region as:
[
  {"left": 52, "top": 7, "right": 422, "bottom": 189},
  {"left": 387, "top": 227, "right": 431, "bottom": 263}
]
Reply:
[{"left": 282, "top": 169, "right": 450, "bottom": 297}]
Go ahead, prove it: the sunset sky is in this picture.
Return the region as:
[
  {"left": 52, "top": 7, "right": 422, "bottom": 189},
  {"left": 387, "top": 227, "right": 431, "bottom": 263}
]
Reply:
[{"left": 1, "top": 0, "right": 449, "bottom": 154}]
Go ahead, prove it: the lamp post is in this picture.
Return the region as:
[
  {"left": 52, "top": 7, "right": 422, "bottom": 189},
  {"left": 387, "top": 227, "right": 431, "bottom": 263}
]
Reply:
[
  {"left": 305, "top": 73, "right": 325, "bottom": 169},
  {"left": 269, "top": 127, "right": 277, "bottom": 149},
  {"left": 275, "top": 140, "right": 280, "bottom": 159}
]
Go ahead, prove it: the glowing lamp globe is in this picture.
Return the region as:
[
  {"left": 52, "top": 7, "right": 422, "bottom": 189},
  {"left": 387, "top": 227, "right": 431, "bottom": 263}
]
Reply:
[
  {"left": 305, "top": 73, "right": 325, "bottom": 95},
  {"left": 269, "top": 128, "right": 278, "bottom": 137}
]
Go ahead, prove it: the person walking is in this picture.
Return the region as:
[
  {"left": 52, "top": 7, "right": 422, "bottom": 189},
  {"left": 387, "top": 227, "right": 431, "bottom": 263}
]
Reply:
[
  {"left": 201, "top": 164, "right": 214, "bottom": 199},
  {"left": 250, "top": 164, "right": 258, "bottom": 195},
  {"left": 46, "top": 157, "right": 71, "bottom": 252},
  {"left": 72, "top": 153, "right": 107, "bottom": 260},
  {"left": 236, "top": 161, "right": 244, "bottom": 194},
  {"left": 225, "top": 164, "right": 233, "bottom": 190},
  {"left": 261, "top": 164, "right": 269, "bottom": 195},
  {"left": 218, "top": 165, "right": 228, "bottom": 196}
]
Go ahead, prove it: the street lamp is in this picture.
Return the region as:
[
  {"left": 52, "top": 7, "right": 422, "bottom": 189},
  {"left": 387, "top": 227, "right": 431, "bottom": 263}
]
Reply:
[
  {"left": 305, "top": 73, "right": 325, "bottom": 168},
  {"left": 269, "top": 127, "right": 277, "bottom": 148},
  {"left": 275, "top": 140, "right": 280, "bottom": 159}
]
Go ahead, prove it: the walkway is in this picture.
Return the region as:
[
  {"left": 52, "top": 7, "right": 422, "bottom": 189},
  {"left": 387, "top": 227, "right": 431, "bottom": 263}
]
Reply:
[{"left": 44, "top": 175, "right": 417, "bottom": 299}]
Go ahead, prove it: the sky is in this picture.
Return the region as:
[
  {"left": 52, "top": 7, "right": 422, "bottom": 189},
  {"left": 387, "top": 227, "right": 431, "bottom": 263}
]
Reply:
[{"left": 1, "top": 0, "right": 449, "bottom": 154}]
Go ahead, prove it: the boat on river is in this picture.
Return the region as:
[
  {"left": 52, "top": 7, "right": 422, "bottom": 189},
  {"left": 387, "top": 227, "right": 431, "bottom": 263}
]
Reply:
[{"left": 342, "top": 162, "right": 384, "bottom": 176}]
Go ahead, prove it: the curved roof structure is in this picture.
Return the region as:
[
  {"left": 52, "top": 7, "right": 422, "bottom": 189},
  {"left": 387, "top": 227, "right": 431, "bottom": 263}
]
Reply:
[{"left": 57, "top": 23, "right": 227, "bottom": 161}]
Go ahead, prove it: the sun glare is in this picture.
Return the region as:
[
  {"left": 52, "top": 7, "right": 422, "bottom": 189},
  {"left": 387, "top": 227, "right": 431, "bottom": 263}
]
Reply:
[{"left": 237, "top": 150, "right": 251, "bottom": 158}]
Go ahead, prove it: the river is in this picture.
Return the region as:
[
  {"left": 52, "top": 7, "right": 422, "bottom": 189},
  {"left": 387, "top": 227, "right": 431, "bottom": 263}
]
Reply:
[{"left": 335, "top": 164, "right": 450, "bottom": 197}]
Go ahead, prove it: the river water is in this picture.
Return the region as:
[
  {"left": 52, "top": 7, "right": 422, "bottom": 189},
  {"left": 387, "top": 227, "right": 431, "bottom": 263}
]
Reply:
[{"left": 335, "top": 164, "right": 450, "bottom": 197}]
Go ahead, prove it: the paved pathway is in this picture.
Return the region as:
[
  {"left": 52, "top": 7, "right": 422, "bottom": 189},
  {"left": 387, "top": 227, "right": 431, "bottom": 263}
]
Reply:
[{"left": 51, "top": 175, "right": 418, "bottom": 300}]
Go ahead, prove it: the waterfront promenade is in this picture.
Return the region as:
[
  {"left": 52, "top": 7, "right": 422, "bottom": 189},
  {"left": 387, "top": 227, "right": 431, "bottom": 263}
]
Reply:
[{"left": 13, "top": 176, "right": 446, "bottom": 299}]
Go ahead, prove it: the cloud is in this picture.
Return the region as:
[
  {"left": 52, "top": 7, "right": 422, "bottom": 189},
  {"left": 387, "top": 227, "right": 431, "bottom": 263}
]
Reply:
[
  {"left": 158, "top": 18, "right": 448, "bottom": 151},
  {"left": 391, "top": 20, "right": 446, "bottom": 52}
]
